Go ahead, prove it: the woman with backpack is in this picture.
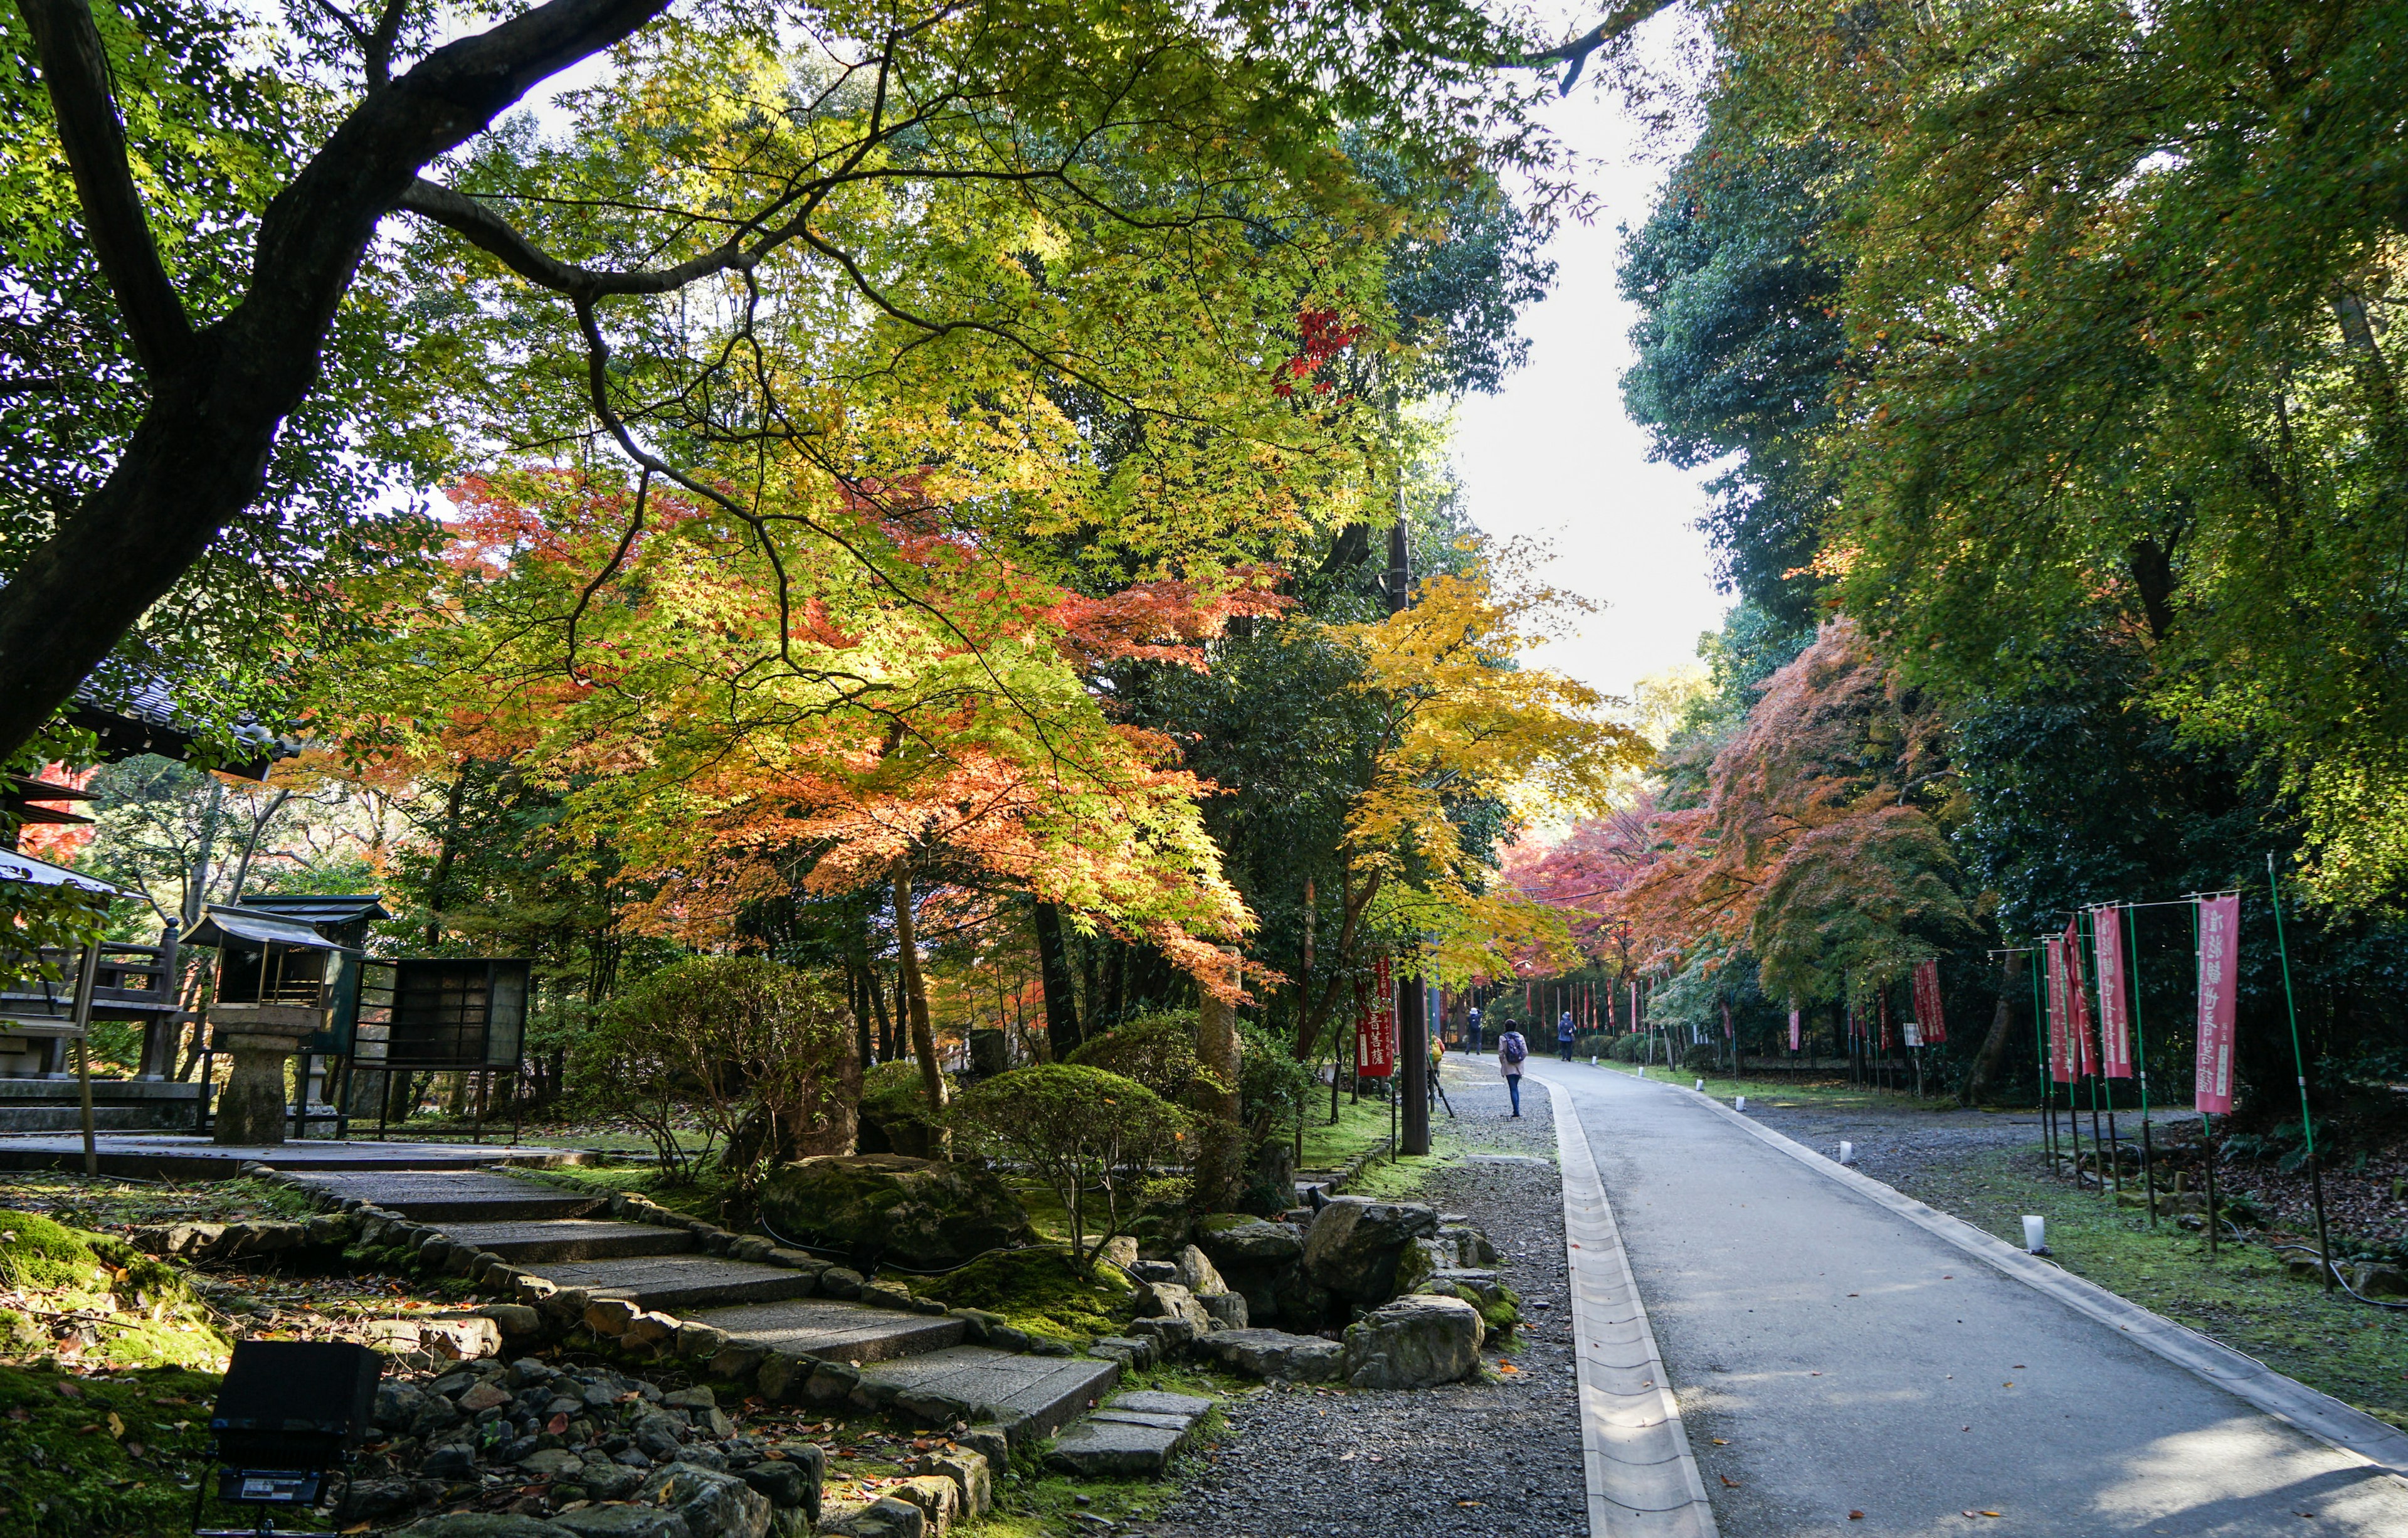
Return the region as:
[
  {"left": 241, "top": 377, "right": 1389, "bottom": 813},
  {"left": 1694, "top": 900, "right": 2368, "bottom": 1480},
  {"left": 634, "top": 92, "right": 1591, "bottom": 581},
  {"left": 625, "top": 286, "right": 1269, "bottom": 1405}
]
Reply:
[{"left": 1497, "top": 1024, "right": 1528, "bottom": 1117}]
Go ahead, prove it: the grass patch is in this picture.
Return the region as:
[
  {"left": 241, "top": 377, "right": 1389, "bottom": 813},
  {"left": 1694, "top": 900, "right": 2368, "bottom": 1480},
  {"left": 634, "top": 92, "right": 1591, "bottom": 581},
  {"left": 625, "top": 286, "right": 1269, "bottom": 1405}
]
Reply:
[
  {"left": 902, "top": 1248, "right": 1135, "bottom": 1345},
  {"left": 1893, "top": 1147, "right": 2408, "bottom": 1426},
  {"left": 0, "top": 1172, "right": 318, "bottom": 1237},
  {"left": 1299, "top": 1093, "right": 1399, "bottom": 1171},
  {"left": 1589, "top": 1061, "right": 1989, "bottom": 1113}
]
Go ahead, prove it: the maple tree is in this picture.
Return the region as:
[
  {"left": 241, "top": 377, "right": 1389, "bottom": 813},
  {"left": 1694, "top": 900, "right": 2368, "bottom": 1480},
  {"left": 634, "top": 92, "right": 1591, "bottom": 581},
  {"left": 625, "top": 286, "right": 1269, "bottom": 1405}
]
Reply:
[
  {"left": 1611, "top": 619, "right": 1973, "bottom": 1015},
  {"left": 1282, "top": 549, "right": 1652, "bottom": 1059}
]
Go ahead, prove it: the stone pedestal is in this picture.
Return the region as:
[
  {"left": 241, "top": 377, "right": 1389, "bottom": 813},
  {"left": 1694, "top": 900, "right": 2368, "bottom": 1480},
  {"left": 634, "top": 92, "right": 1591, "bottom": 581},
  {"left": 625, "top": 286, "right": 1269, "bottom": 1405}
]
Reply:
[{"left": 207, "top": 1003, "right": 320, "bottom": 1145}]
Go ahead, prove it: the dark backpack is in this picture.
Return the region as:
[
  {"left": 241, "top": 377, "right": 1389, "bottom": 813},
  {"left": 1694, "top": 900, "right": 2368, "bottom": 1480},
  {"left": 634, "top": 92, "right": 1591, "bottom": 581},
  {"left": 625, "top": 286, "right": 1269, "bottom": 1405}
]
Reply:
[{"left": 1500, "top": 1031, "right": 1527, "bottom": 1066}]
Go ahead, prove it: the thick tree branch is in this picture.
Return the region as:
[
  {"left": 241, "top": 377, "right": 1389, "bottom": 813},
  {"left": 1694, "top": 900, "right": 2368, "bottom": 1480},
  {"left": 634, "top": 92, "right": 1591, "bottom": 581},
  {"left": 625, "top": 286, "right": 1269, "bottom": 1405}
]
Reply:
[
  {"left": 14, "top": 0, "right": 193, "bottom": 374},
  {"left": 1515, "top": 0, "right": 1682, "bottom": 93}
]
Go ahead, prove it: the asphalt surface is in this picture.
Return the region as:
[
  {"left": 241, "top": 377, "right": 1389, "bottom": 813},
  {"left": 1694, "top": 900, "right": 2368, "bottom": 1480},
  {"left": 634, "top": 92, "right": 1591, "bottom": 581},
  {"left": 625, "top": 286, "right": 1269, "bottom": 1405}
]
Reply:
[{"left": 1526, "top": 1058, "right": 2408, "bottom": 1537}]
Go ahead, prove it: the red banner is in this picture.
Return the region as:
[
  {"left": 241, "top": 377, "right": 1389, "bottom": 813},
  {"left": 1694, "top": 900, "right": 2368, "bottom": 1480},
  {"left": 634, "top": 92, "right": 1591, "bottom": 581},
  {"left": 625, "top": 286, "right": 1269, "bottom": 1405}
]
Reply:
[
  {"left": 2063, "top": 916, "right": 2098, "bottom": 1076},
  {"left": 1721, "top": 997, "right": 1733, "bottom": 1040},
  {"left": 2044, "top": 936, "right": 2071, "bottom": 1083},
  {"left": 2195, "top": 893, "right": 2238, "bottom": 1113},
  {"left": 1910, "top": 958, "right": 1947, "bottom": 1045},
  {"left": 2090, "top": 904, "right": 2132, "bottom": 1078},
  {"left": 1789, "top": 1006, "right": 1801, "bottom": 1053},
  {"left": 1356, "top": 953, "right": 1396, "bottom": 1078}
]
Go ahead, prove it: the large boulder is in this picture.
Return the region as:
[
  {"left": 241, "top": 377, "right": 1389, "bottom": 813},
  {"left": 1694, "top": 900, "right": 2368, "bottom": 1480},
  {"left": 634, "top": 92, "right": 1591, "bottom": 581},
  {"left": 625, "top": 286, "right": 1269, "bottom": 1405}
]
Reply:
[
  {"left": 758, "top": 1155, "right": 1033, "bottom": 1270},
  {"left": 1302, "top": 1197, "right": 1440, "bottom": 1305},
  {"left": 1193, "top": 1327, "right": 1343, "bottom": 1382},
  {"left": 1171, "top": 1244, "right": 1228, "bottom": 1297},
  {"left": 1340, "top": 1294, "right": 1485, "bottom": 1389},
  {"left": 636, "top": 1463, "right": 773, "bottom": 1538},
  {"left": 1193, "top": 1214, "right": 1309, "bottom": 1323}
]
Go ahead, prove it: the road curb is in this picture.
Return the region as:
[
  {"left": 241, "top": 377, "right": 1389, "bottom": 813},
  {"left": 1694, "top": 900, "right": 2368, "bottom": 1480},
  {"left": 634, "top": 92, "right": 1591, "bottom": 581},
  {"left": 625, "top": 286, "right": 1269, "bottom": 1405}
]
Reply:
[
  {"left": 1538, "top": 1074, "right": 1719, "bottom": 1538},
  {"left": 1639, "top": 1071, "right": 2408, "bottom": 1482}
]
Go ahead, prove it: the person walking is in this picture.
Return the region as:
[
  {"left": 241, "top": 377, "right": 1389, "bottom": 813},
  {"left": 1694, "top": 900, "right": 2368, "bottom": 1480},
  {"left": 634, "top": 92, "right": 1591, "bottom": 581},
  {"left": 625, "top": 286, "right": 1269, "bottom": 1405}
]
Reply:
[
  {"left": 1557, "top": 1008, "right": 1576, "bottom": 1061},
  {"left": 1497, "top": 1025, "right": 1528, "bottom": 1118},
  {"left": 1466, "top": 1004, "right": 1483, "bottom": 1053}
]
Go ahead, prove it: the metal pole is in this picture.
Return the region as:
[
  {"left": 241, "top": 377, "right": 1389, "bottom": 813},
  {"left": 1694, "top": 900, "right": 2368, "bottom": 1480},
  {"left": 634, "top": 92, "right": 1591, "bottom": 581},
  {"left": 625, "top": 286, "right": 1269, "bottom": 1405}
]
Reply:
[
  {"left": 2268, "top": 855, "right": 2331, "bottom": 1288},
  {"left": 71, "top": 941, "right": 102, "bottom": 1176},
  {"left": 2128, "top": 903, "right": 2157, "bottom": 1227}
]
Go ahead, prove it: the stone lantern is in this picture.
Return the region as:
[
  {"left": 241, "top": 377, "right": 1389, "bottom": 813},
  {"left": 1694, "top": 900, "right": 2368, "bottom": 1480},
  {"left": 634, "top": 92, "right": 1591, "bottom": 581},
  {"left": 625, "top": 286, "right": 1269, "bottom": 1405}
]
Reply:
[{"left": 187, "top": 904, "right": 357, "bottom": 1147}]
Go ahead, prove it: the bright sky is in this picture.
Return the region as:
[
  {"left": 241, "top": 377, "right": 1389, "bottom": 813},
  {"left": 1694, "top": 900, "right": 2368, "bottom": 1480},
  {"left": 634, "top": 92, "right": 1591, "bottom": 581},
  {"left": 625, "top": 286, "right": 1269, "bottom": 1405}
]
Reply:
[{"left": 1452, "top": 21, "right": 1731, "bottom": 708}]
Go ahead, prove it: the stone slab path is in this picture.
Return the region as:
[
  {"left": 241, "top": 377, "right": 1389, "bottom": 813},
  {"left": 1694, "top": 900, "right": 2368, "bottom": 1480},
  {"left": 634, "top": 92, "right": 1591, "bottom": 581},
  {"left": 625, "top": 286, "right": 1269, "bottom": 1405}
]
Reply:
[
  {"left": 285, "top": 1165, "right": 1118, "bottom": 1441},
  {"left": 0, "top": 1132, "right": 578, "bottom": 1177},
  {"left": 1528, "top": 1059, "right": 2408, "bottom": 1537}
]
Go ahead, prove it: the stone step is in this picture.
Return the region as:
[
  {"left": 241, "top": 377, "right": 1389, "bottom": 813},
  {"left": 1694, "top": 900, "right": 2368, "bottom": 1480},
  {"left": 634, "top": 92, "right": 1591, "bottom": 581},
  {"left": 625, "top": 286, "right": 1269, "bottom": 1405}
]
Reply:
[
  {"left": 290, "top": 1169, "right": 606, "bottom": 1222},
  {"left": 539, "top": 1253, "right": 819, "bottom": 1311},
  {"left": 436, "top": 1217, "right": 695, "bottom": 1264},
  {"left": 1045, "top": 1388, "right": 1212, "bottom": 1478},
  {"left": 691, "top": 1297, "right": 967, "bottom": 1364},
  {"left": 853, "top": 1344, "right": 1120, "bottom": 1440},
  {"left": 0, "top": 1105, "right": 152, "bottom": 1133}
]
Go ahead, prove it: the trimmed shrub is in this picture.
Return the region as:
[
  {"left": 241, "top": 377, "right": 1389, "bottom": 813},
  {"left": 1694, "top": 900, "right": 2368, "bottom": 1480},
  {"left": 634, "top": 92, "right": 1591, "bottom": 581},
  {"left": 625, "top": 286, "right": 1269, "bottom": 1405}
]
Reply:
[{"left": 953, "top": 1064, "right": 1192, "bottom": 1270}]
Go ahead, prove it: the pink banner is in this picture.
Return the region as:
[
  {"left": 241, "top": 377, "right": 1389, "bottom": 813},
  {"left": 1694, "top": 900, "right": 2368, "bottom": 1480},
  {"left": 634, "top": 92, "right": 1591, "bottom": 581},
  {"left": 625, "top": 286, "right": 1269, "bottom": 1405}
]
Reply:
[
  {"left": 2090, "top": 904, "right": 2132, "bottom": 1078},
  {"left": 1911, "top": 958, "right": 1947, "bottom": 1045},
  {"left": 2043, "top": 936, "right": 2071, "bottom": 1083},
  {"left": 2063, "top": 917, "right": 2098, "bottom": 1076},
  {"left": 1721, "top": 997, "right": 1733, "bottom": 1040},
  {"left": 2194, "top": 893, "right": 2238, "bottom": 1113},
  {"left": 1789, "top": 1007, "right": 1801, "bottom": 1053}
]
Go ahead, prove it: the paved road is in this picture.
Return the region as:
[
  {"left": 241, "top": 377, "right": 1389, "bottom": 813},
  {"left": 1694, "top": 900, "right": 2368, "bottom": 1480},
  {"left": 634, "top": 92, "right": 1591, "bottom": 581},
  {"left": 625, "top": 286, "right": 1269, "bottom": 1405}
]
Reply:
[{"left": 1528, "top": 1059, "right": 2408, "bottom": 1537}]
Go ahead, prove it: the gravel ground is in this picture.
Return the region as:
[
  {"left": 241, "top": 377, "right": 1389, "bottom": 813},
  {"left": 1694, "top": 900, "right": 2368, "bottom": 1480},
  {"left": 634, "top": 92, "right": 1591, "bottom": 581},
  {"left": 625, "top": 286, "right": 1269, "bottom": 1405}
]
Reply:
[
  {"left": 1741, "top": 1100, "right": 2047, "bottom": 1189},
  {"left": 1144, "top": 1064, "right": 1585, "bottom": 1538}
]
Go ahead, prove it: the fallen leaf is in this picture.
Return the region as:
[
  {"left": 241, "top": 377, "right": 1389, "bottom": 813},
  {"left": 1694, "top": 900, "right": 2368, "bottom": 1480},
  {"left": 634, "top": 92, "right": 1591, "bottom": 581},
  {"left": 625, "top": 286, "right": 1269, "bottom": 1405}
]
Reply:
[
  {"left": 1457, "top": 1500, "right": 1484, "bottom": 1507},
  {"left": 107, "top": 1412, "right": 124, "bottom": 1438},
  {"left": 1721, "top": 1475, "right": 1742, "bottom": 1488},
  {"left": 1711, "top": 1438, "right": 1728, "bottom": 1446},
  {"left": 55, "top": 1382, "right": 81, "bottom": 1399},
  {"left": 1850, "top": 1512, "right": 1865, "bottom": 1520},
  {"left": 1982, "top": 1512, "right": 2002, "bottom": 1519},
  {"left": 1497, "top": 1362, "right": 1519, "bottom": 1374}
]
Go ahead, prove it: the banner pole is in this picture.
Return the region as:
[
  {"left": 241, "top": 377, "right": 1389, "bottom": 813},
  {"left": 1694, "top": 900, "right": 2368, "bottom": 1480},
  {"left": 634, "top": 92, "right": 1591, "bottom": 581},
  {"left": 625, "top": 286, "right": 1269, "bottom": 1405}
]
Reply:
[
  {"left": 2030, "top": 948, "right": 2053, "bottom": 1170},
  {"left": 2267, "top": 855, "right": 2331, "bottom": 1290},
  {"left": 2128, "top": 902, "right": 2157, "bottom": 1226}
]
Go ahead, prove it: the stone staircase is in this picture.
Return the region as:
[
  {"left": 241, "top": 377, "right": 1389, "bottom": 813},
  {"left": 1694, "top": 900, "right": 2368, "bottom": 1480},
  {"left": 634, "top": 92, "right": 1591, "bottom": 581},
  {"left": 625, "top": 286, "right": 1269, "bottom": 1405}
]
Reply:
[{"left": 287, "top": 1167, "right": 1126, "bottom": 1449}]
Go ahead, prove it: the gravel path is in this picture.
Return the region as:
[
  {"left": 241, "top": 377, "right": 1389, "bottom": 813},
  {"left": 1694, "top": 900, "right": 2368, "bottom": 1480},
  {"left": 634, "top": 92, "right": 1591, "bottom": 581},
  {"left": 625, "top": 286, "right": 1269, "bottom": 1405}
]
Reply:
[
  {"left": 1741, "top": 1098, "right": 2046, "bottom": 1191},
  {"left": 1144, "top": 1064, "right": 1585, "bottom": 1538}
]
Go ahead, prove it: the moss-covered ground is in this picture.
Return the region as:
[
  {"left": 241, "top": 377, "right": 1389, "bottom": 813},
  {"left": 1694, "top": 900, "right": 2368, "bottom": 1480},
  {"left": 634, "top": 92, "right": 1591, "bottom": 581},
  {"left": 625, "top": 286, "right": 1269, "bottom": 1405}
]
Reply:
[
  {"left": 0, "top": 1170, "right": 319, "bottom": 1235},
  {"left": 0, "top": 1361, "right": 224, "bottom": 1537},
  {"left": 903, "top": 1248, "right": 1136, "bottom": 1345}
]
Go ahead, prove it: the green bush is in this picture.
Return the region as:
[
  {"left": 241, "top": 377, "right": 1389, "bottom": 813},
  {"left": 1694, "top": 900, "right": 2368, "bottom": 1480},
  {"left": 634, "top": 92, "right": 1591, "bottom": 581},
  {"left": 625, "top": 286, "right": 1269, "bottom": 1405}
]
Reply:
[
  {"left": 578, "top": 956, "right": 857, "bottom": 1187},
  {"left": 1065, "top": 1012, "right": 1200, "bottom": 1105},
  {"left": 953, "top": 1064, "right": 1191, "bottom": 1270},
  {"left": 1608, "top": 1032, "right": 1652, "bottom": 1064}
]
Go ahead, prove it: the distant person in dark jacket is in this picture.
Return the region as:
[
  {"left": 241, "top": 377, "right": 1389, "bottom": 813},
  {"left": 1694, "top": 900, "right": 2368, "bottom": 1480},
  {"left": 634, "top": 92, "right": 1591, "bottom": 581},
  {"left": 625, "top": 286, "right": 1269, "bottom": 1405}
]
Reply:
[
  {"left": 1558, "top": 1010, "right": 1576, "bottom": 1061},
  {"left": 1466, "top": 1004, "right": 1483, "bottom": 1053},
  {"left": 1497, "top": 1028, "right": 1528, "bottom": 1117}
]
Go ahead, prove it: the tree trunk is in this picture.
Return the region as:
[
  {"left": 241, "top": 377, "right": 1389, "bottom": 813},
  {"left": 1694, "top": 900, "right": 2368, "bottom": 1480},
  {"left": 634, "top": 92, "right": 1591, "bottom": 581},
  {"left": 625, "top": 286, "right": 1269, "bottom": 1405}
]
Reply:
[
  {"left": 892, "top": 857, "right": 949, "bottom": 1147},
  {"left": 1032, "top": 900, "right": 1083, "bottom": 1058},
  {"left": 423, "top": 770, "right": 468, "bottom": 950},
  {"left": 1195, "top": 977, "right": 1243, "bottom": 1211},
  {"left": 1961, "top": 952, "right": 2022, "bottom": 1105}
]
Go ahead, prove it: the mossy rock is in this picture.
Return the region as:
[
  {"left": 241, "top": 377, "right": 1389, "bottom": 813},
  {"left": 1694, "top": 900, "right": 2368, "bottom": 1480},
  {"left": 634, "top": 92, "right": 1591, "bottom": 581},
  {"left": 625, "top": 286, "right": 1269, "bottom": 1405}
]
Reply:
[
  {"left": 857, "top": 1062, "right": 942, "bottom": 1159},
  {"left": 758, "top": 1155, "right": 1034, "bottom": 1270}
]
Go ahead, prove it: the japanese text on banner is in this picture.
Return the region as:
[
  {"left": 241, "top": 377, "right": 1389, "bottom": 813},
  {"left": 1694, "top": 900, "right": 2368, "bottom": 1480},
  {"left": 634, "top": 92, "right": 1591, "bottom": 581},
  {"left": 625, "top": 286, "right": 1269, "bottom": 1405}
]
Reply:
[
  {"left": 1355, "top": 953, "right": 1395, "bottom": 1078},
  {"left": 2063, "top": 916, "right": 2097, "bottom": 1077},
  {"left": 2044, "top": 936, "right": 2071, "bottom": 1083},
  {"left": 2195, "top": 894, "right": 2239, "bottom": 1113},
  {"left": 2090, "top": 904, "right": 2132, "bottom": 1078}
]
